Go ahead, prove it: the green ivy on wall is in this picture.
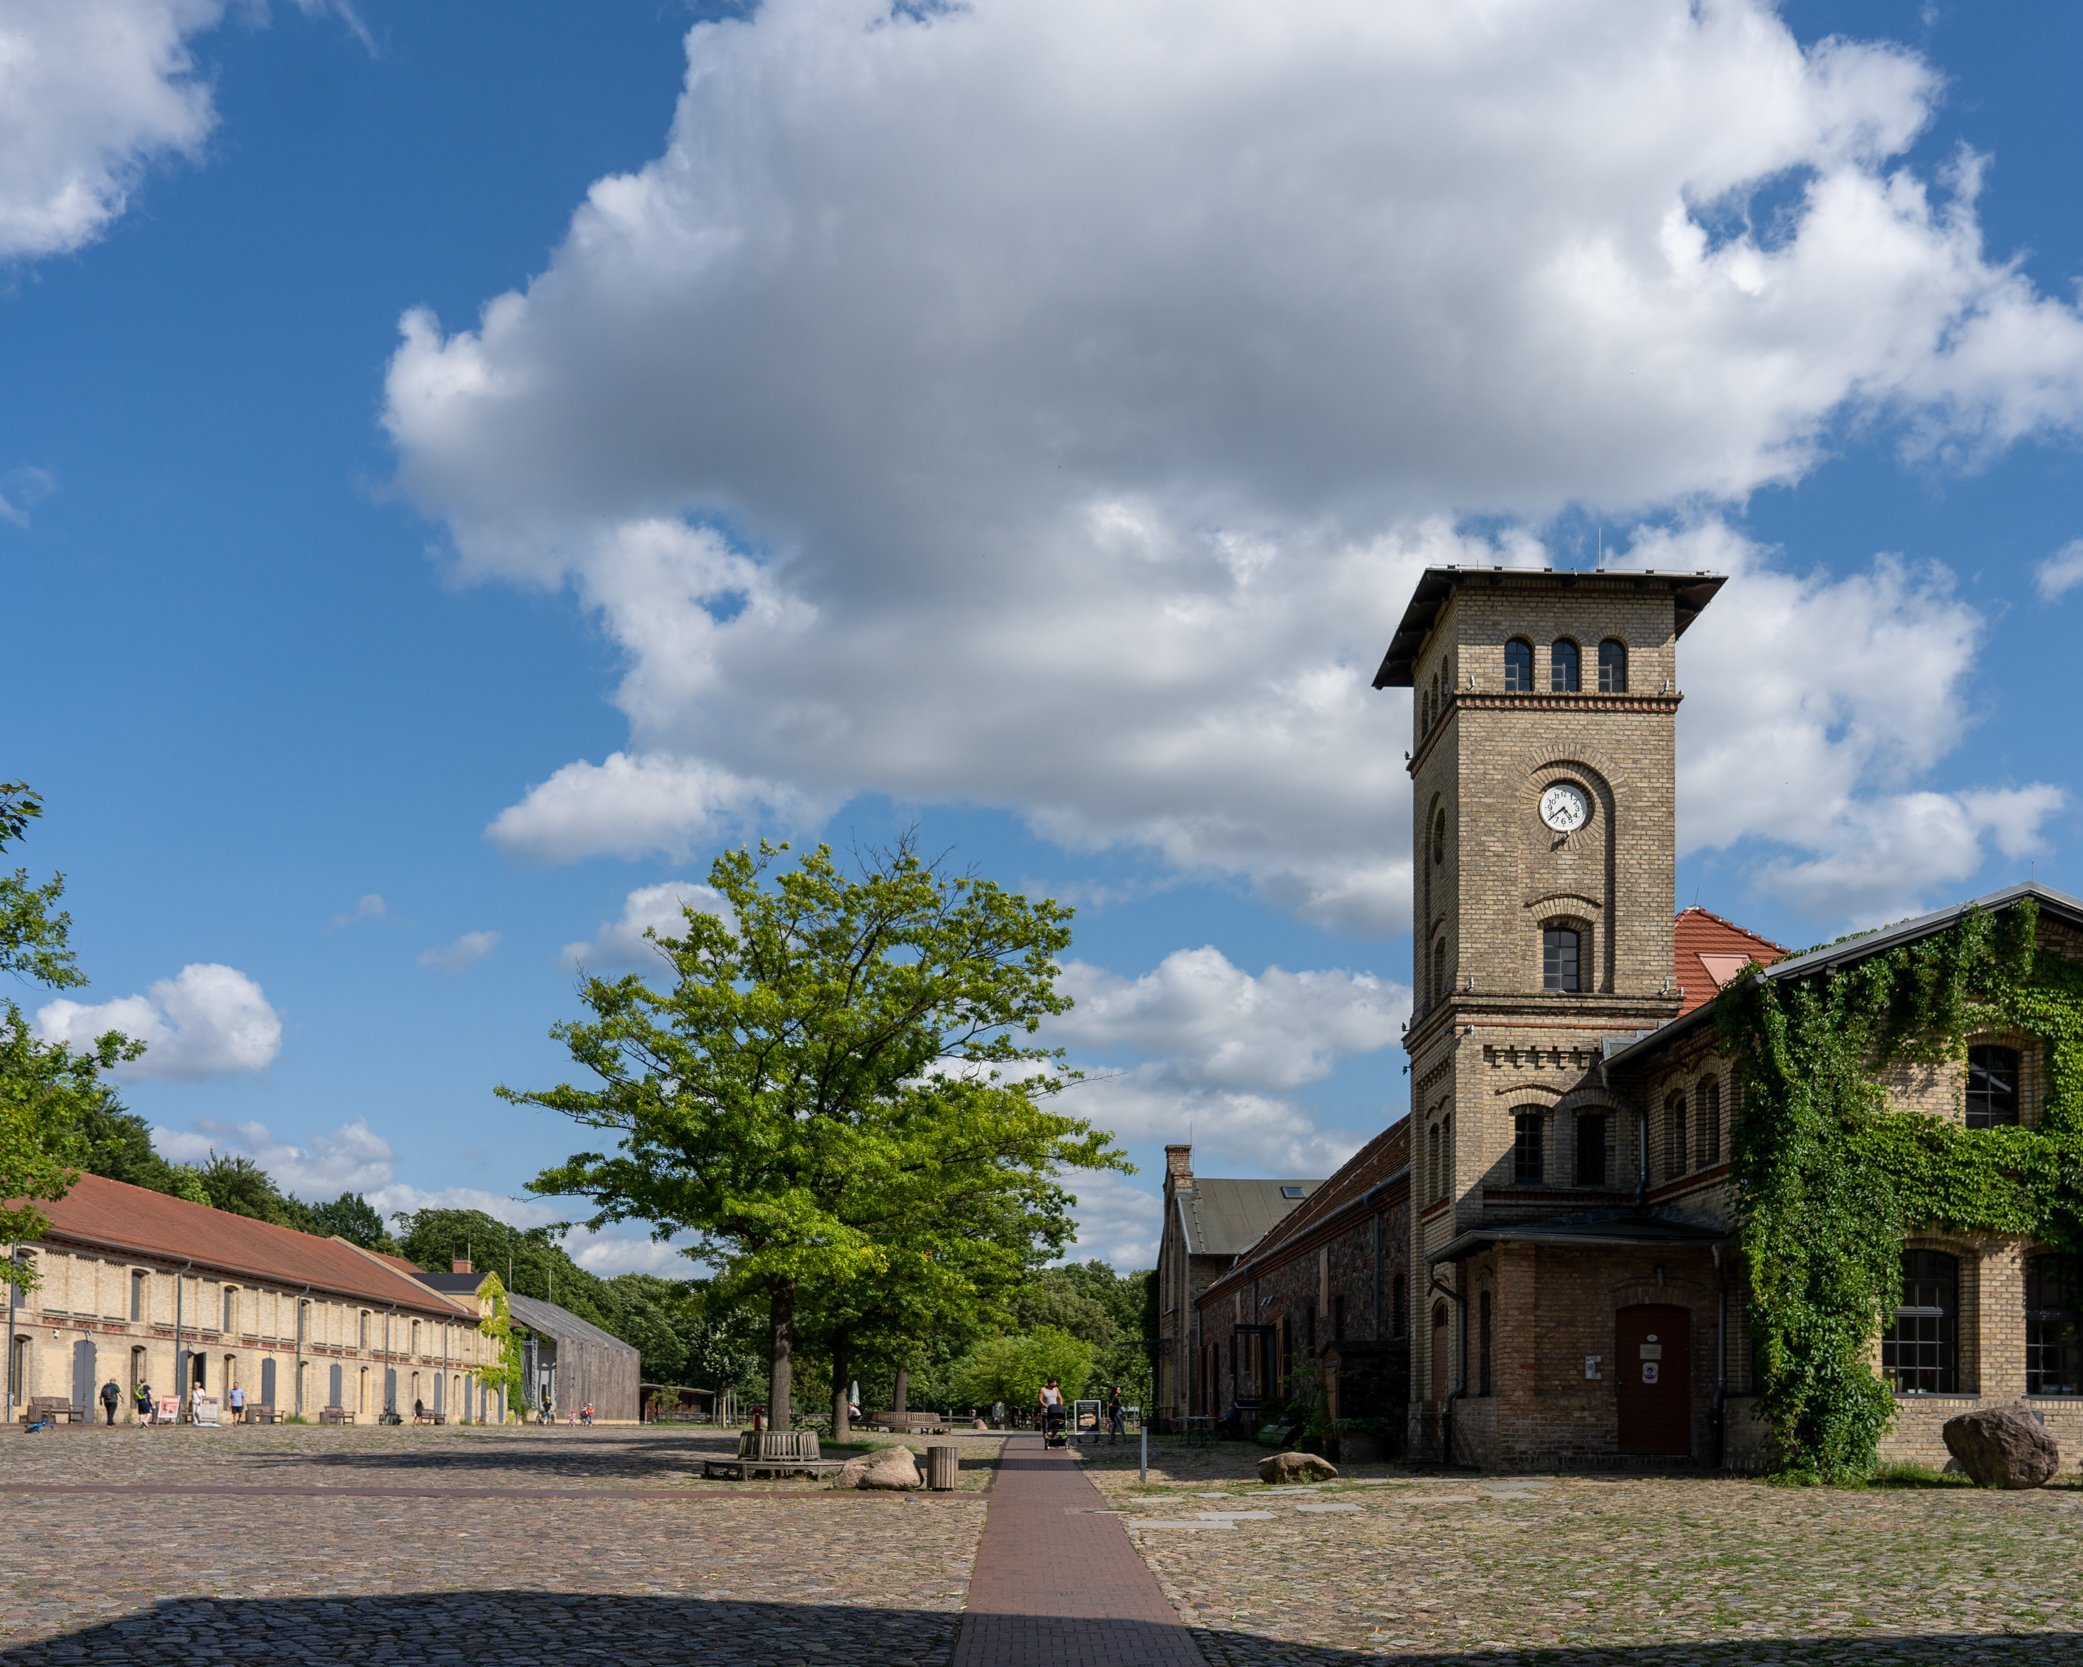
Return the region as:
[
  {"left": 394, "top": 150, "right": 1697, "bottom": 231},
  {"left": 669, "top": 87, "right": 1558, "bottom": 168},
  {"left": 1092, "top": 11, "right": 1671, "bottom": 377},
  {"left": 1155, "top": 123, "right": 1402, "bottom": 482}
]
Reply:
[
  {"left": 473, "top": 1271, "right": 524, "bottom": 1417},
  {"left": 1714, "top": 898, "right": 2083, "bottom": 1482}
]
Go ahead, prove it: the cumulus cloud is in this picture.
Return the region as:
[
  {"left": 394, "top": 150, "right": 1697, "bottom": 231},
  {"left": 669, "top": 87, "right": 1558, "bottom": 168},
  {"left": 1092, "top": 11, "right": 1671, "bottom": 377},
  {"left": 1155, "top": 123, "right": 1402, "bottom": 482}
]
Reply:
[
  {"left": 1057, "top": 1170, "right": 1161, "bottom": 1272},
  {"left": 2036, "top": 539, "right": 2083, "bottom": 602},
  {"left": 36, "top": 962, "right": 282, "bottom": 1081},
  {"left": 384, "top": 0, "right": 2083, "bottom": 933},
  {"left": 0, "top": 0, "right": 225, "bottom": 261},
  {"left": 1058, "top": 1064, "right": 1363, "bottom": 1176},
  {"left": 1616, "top": 520, "right": 2063, "bottom": 923},
  {"left": 418, "top": 930, "right": 499, "bottom": 974},
  {"left": 153, "top": 1116, "right": 394, "bottom": 1198},
  {"left": 559, "top": 880, "right": 734, "bottom": 971},
  {"left": 1055, "top": 948, "right": 1407, "bottom": 1093},
  {"left": 363, "top": 1183, "right": 566, "bottom": 1231}
]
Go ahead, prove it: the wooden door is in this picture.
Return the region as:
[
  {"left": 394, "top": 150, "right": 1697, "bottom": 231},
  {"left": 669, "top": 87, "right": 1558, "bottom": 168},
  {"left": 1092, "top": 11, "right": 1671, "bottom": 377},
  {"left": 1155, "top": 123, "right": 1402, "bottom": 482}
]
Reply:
[{"left": 1616, "top": 1305, "right": 1691, "bottom": 1456}]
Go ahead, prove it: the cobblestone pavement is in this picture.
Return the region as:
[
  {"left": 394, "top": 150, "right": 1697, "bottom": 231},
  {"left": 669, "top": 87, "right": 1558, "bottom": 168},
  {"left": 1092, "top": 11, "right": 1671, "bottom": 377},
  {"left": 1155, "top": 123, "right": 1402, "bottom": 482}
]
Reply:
[
  {"left": 0, "top": 1424, "right": 987, "bottom": 1665},
  {"left": 1082, "top": 1444, "right": 2083, "bottom": 1665}
]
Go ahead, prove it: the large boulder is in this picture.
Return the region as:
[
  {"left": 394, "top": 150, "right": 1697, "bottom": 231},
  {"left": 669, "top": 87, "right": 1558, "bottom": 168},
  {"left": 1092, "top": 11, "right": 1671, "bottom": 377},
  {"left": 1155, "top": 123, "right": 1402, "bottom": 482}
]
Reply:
[
  {"left": 856, "top": 1445, "right": 922, "bottom": 1491},
  {"left": 1258, "top": 1450, "right": 1339, "bottom": 1485},
  {"left": 1942, "top": 1405, "right": 2060, "bottom": 1490}
]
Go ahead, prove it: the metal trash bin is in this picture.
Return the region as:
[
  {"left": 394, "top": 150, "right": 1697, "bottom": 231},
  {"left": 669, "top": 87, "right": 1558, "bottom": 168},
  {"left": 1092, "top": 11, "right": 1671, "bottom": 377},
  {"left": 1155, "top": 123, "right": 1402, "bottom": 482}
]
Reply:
[{"left": 925, "top": 1444, "right": 959, "bottom": 1491}]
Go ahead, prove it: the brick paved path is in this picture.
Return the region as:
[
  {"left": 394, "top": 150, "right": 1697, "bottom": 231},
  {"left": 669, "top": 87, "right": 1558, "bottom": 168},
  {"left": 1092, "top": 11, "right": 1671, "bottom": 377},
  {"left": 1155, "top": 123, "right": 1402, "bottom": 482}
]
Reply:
[{"left": 952, "top": 1434, "right": 1204, "bottom": 1667}]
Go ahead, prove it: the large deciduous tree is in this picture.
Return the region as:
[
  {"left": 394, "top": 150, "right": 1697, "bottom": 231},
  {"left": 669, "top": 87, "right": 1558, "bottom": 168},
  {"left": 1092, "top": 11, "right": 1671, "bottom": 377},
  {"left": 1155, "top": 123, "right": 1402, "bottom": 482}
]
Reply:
[
  {"left": 1, "top": 784, "right": 139, "bottom": 1287},
  {"left": 503, "top": 839, "right": 1124, "bottom": 1429}
]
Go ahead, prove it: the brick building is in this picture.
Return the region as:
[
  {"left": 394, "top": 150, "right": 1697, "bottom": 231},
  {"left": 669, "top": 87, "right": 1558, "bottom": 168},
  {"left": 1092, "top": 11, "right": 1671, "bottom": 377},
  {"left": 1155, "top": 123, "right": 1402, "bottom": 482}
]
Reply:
[
  {"left": 1153, "top": 1147, "right": 1320, "bottom": 1426},
  {"left": 1194, "top": 1120, "right": 1411, "bottom": 1444},
  {"left": 1373, "top": 564, "right": 2083, "bottom": 1469},
  {"left": 4, "top": 1173, "right": 508, "bottom": 1423}
]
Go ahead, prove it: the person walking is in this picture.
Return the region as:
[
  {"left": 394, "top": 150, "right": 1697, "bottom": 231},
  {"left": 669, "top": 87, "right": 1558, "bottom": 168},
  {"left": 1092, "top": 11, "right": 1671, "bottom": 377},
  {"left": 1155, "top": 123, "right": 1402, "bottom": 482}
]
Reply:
[
  {"left": 134, "top": 1380, "right": 154, "bottom": 1428},
  {"left": 227, "top": 1382, "right": 245, "bottom": 1424},
  {"left": 99, "top": 1377, "right": 121, "bottom": 1427},
  {"left": 1037, "top": 1377, "right": 1065, "bottom": 1445},
  {"left": 1107, "top": 1385, "right": 1125, "bottom": 1443}
]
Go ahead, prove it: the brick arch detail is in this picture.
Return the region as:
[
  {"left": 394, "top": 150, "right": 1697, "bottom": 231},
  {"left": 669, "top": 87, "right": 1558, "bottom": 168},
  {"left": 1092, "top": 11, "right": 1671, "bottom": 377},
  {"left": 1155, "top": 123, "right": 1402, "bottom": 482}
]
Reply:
[{"left": 1608, "top": 1277, "right": 1707, "bottom": 1311}]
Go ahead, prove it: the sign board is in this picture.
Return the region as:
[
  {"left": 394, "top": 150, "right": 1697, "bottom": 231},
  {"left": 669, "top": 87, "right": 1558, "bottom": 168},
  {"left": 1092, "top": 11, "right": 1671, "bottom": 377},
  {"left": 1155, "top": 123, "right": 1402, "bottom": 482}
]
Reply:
[
  {"left": 1641, "top": 1362, "right": 1660, "bottom": 1385},
  {"left": 1583, "top": 1355, "right": 1602, "bottom": 1381},
  {"left": 155, "top": 1396, "right": 181, "bottom": 1422},
  {"left": 190, "top": 1393, "right": 221, "bottom": 1427}
]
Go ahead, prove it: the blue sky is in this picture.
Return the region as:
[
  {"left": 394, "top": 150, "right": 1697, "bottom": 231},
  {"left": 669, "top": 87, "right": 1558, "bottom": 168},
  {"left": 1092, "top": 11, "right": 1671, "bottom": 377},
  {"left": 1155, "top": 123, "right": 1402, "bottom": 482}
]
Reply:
[{"left": 8, "top": 1, "right": 2083, "bottom": 1273}]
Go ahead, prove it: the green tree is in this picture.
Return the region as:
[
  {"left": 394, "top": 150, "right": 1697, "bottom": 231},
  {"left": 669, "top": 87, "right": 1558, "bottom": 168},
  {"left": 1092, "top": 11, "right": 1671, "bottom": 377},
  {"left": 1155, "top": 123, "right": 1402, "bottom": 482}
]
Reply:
[
  {"left": 193, "top": 1154, "right": 314, "bottom": 1230},
  {"left": 306, "top": 1192, "right": 393, "bottom": 1251},
  {"left": 63, "top": 1095, "right": 196, "bottom": 1195},
  {"left": 505, "top": 839, "right": 1126, "bottom": 1429},
  {"left": 1, "top": 783, "right": 140, "bottom": 1286},
  {"left": 948, "top": 1326, "right": 1095, "bottom": 1408}
]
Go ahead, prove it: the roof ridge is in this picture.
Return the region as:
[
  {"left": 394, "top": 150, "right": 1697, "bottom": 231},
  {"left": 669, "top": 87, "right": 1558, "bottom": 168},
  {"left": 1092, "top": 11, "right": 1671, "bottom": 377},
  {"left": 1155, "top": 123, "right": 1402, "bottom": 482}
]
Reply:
[{"left": 1675, "top": 904, "right": 1787, "bottom": 954}]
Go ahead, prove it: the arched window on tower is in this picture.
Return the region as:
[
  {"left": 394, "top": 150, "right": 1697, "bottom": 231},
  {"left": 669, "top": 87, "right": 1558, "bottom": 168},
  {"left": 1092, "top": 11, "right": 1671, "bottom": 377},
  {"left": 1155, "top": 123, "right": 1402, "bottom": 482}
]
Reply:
[
  {"left": 1504, "top": 638, "right": 1534, "bottom": 693},
  {"left": 1598, "top": 638, "right": 1628, "bottom": 693},
  {"left": 1432, "top": 808, "right": 1447, "bottom": 868},
  {"left": 1542, "top": 926, "right": 1582, "bottom": 993},
  {"left": 1433, "top": 939, "right": 1449, "bottom": 1005},
  {"left": 1512, "top": 1110, "right": 1544, "bottom": 1185},
  {"left": 1550, "top": 638, "right": 1581, "bottom": 692}
]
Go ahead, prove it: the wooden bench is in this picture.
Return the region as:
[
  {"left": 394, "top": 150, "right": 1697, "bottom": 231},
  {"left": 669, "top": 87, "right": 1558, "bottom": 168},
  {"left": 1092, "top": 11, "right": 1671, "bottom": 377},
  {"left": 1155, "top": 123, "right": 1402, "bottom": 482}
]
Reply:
[
  {"left": 703, "top": 1428, "right": 834, "bottom": 1481},
  {"left": 861, "top": 1411, "right": 952, "bottom": 1435},
  {"left": 22, "top": 1396, "right": 83, "bottom": 1426},
  {"left": 243, "top": 1403, "right": 280, "bottom": 1425},
  {"left": 319, "top": 1405, "right": 355, "bottom": 1425}
]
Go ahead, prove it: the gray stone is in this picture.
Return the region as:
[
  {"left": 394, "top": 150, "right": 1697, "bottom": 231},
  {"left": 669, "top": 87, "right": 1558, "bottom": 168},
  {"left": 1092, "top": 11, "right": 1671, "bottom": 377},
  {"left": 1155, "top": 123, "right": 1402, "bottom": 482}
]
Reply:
[
  {"left": 1942, "top": 1404, "right": 2060, "bottom": 1490},
  {"left": 1258, "top": 1450, "right": 1339, "bottom": 1484},
  {"left": 857, "top": 1445, "right": 921, "bottom": 1490}
]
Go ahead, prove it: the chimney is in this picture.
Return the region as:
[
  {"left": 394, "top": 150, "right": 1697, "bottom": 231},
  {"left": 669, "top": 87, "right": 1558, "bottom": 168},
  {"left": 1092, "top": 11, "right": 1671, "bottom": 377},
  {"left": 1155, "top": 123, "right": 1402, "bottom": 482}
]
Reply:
[
  {"left": 452, "top": 1258, "right": 473, "bottom": 1275},
  {"left": 1164, "top": 1144, "right": 1193, "bottom": 1197}
]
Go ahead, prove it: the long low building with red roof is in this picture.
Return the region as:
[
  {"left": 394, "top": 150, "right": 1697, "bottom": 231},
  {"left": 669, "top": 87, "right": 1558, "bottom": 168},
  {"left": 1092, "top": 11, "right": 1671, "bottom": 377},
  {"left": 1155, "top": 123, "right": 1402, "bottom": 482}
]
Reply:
[{"left": 4, "top": 1172, "right": 509, "bottom": 1425}]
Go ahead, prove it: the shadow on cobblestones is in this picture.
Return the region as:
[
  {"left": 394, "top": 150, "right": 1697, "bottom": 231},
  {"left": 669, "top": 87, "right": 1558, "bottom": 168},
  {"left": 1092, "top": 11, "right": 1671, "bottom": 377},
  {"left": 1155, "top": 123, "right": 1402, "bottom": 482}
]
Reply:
[
  {"left": 2, "top": 1596, "right": 2074, "bottom": 1667},
  {"left": 241, "top": 1433, "right": 729, "bottom": 1480}
]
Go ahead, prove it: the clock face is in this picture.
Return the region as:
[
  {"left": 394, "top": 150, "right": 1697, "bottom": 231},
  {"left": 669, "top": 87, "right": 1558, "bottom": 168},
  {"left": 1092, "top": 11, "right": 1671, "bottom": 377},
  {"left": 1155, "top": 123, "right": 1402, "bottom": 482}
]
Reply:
[{"left": 1539, "top": 783, "right": 1590, "bottom": 833}]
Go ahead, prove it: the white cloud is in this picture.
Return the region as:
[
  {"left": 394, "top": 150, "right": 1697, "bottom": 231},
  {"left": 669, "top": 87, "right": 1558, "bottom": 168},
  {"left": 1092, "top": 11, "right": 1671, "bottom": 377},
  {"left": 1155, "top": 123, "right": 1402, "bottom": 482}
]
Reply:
[
  {"left": 1057, "top": 1064, "right": 1362, "bottom": 1176},
  {"left": 560, "top": 880, "right": 733, "bottom": 971},
  {"left": 1616, "top": 520, "right": 2064, "bottom": 923},
  {"left": 153, "top": 1116, "right": 394, "bottom": 1198},
  {"left": 36, "top": 962, "right": 282, "bottom": 1081},
  {"left": 1057, "top": 1170, "right": 1161, "bottom": 1272},
  {"left": 383, "top": 1, "right": 2083, "bottom": 933},
  {"left": 418, "top": 929, "right": 499, "bottom": 974},
  {"left": 566, "top": 1232, "right": 697, "bottom": 1278},
  {"left": 0, "top": 0, "right": 225, "bottom": 262},
  {"left": 330, "top": 892, "right": 387, "bottom": 930},
  {"left": 1056, "top": 948, "right": 1407, "bottom": 1093},
  {"left": 0, "top": 465, "right": 56, "bottom": 528},
  {"left": 363, "top": 1183, "right": 566, "bottom": 1232},
  {"left": 2036, "top": 539, "right": 2083, "bottom": 602}
]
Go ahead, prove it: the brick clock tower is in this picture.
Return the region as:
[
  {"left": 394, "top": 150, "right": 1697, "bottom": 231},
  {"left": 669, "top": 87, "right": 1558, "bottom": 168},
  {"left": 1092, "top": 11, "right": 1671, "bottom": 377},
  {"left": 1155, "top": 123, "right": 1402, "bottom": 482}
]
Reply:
[{"left": 1373, "top": 566, "right": 1723, "bottom": 1452}]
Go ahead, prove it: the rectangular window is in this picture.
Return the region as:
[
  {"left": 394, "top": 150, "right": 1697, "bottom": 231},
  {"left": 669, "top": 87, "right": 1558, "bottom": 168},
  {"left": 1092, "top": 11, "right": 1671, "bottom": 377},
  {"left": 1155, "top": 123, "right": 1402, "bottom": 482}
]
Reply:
[
  {"left": 1512, "top": 1111, "right": 1544, "bottom": 1185},
  {"left": 1575, "top": 1113, "right": 1607, "bottom": 1187},
  {"left": 1542, "top": 928, "right": 1581, "bottom": 993},
  {"left": 2026, "top": 1254, "right": 2082, "bottom": 1396},
  {"left": 221, "top": 1288, "right": 235, "bottom": 1335},
  {"left": 130, "top": 1270, "right": 146, "bottom": 1323},
  {"left": 1966, "top": 1045, "right": 2021, "bottom": 1128},
  {"left": 1883, "top": 1249, "right": 1959, "bottom": 1394}
]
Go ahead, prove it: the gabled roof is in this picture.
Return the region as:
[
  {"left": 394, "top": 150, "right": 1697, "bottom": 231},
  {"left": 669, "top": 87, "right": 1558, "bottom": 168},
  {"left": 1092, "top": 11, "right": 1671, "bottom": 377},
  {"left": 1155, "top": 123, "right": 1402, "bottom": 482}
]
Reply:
[
  {"left": 1178, "top": 1177, "right": 1322, "bottom": 1258},
  {"left": 1219, "top": 1118, "right": 1410, "bottom": 1280},
  {"left": 506, "top": 1293, "right": 639, "bottom": 1357},
  {"left": 19, "top": 1172, "right": 472, "bottom": 1319},
  {"left": 1674, "top": 907, "right": 1786, "bottom": 1018},
  {"left": 1608, "top": 880, "right": 2083, "bottom": 1071},
  {"left": 1373, "top": 566, "right": 1725, "bottom": 687}
]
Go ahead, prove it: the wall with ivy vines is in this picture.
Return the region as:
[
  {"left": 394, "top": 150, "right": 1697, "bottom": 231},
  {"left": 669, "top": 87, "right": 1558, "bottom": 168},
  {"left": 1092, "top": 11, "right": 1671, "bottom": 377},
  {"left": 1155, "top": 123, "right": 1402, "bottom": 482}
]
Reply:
[
  {"left": 473, "top": 1271, "right": 524, "bottom": 1418},
  {"left": 1713, "top": 899, "right": 2083, "bottom": 1481}
]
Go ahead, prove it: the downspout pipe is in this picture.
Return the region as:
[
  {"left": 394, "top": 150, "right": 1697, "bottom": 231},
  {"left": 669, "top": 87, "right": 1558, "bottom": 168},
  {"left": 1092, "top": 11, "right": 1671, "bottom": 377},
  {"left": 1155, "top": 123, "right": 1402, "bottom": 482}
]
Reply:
[
  {"left": 173, "top": 1260, "right": 193, "bottom": 1403},
  {"left": 1711, "top": 1245, "right": 1728, "bottom": 1470},
  {"left": 294, "top": 1285, "right": 310, "bottom": 1419},
  {"left": 1429, "top": 1272, "right": 1467, "bottom": 1466}
]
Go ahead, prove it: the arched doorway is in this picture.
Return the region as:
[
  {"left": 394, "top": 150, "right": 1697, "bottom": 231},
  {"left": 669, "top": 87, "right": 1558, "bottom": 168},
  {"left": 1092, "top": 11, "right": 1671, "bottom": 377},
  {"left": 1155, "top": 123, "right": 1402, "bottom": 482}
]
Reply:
[
  {"left": 71, "top": 1338, "right": 96, "bottom": 1417},
  {"left": 260, "top": 1357, "right": 277, "bottom": 1410},
  {"left": 1616, "top": 1304, "right": 1691, "bottom": 1456},
  {"left": 1430, "top": 1301, "right": 1451, "bottom": 1402}
]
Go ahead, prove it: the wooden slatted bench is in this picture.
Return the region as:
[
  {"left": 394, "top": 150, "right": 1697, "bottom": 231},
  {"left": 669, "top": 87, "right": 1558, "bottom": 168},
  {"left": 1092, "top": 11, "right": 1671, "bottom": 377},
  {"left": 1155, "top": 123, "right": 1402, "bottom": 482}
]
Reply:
[
  {"left": 23, "top": 1396, "right": 83, "bottom": 1426},
  {"left": 703, "top": 1428, "right": 841, "bottom": 1481},
  {"left": 319, "top": 1405, "right": 355, "bottom": 1425}
]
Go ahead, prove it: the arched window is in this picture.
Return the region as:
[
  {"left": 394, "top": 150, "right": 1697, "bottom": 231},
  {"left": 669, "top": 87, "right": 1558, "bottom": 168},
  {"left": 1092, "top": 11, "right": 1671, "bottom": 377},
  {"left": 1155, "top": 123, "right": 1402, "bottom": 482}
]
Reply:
[
  {"left": 1432, "top": 808, "right": 1447, "bottom": 867},
  {"left": 1503, "top": 637, "right": 1534, "bottom": 693},
  {"left": 1428, "top": 1124, "right": 1442, "bottom": 1201},
  {"left": 1542, "top": 926, "right": 1582, "bottom": 993},
  {"left": 1574, "top": 1111, "right": 1608, "bottom": 1187},
  {"left": 1598, "top": 638, "right": 1628, "bottom": 693},
  {"left": 1883, "top": 1249, "right": 1959, "bottom": 1394},
  {"left": 1697, "top": 1077, "right": 1722, "bottom": 1167},
  {"left": 1550, "top": 638, "right": 1581, "bottom": 692},
  {"left": 1512, "top": 1110, "right": 1544, "bottom": 1185},
  {"left": 1966, "top": 1044, "right": 2021, "bottom": 1127},
  {"left": 1664, "top": 1094, "right": 1688, "bottom": 1180},
  {"left": 221, "top": 1287, "right": 237, "bottom": 1334},
  {"left": 1391, "top": 1269, "right": 1407, "bottom": 1338},
  {"left": 1440, "top": 1112, "right": 1453, "bottom": 1201},
  {"left": 1433, "top": 938, "right": 1450, "bottom": 1004},
  {"left": 2026, "top": 1254, "right": 2082, "bottom": 1396}
]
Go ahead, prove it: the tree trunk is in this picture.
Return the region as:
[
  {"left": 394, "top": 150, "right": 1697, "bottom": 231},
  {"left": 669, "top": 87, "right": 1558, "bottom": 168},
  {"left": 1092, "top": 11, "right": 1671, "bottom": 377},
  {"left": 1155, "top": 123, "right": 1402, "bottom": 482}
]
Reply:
[
  {"left": 830, "top": 1329, "right": 852, "bottom": 1441},
  {"left": 767, "top": 1281, "right": 794, "bottom": 1432},
  {"left": 893, "top": 1365, "right": 910, "bottom": 1415}
]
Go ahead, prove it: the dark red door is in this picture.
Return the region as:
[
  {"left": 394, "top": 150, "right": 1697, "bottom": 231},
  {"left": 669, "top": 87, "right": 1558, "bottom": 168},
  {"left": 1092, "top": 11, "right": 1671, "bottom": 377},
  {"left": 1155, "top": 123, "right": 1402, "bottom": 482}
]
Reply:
[{"left": 1616, "top": 1305, "right": 1691, "bottom": 1456}]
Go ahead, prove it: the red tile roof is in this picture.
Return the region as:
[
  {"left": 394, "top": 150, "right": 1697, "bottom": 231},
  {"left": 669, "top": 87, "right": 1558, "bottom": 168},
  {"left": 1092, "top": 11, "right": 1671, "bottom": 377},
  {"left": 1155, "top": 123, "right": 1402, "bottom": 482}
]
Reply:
[
  {"left": 1222, "top": 1117, "right": 1410, "bottom": 1280},
  {"left": 17, "top": 1173, "right": 471, "bottom": 1318},
  {"left": 1674, "top": 906, "right": 1786, "bottom": 1017}
]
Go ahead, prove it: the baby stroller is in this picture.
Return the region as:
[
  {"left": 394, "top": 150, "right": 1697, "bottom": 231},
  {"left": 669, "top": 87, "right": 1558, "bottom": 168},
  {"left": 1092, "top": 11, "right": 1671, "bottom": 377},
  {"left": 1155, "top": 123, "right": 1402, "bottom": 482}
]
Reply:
[{"left": 1042, "top": 1401, "right": 1067, "bottom": 1448}]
